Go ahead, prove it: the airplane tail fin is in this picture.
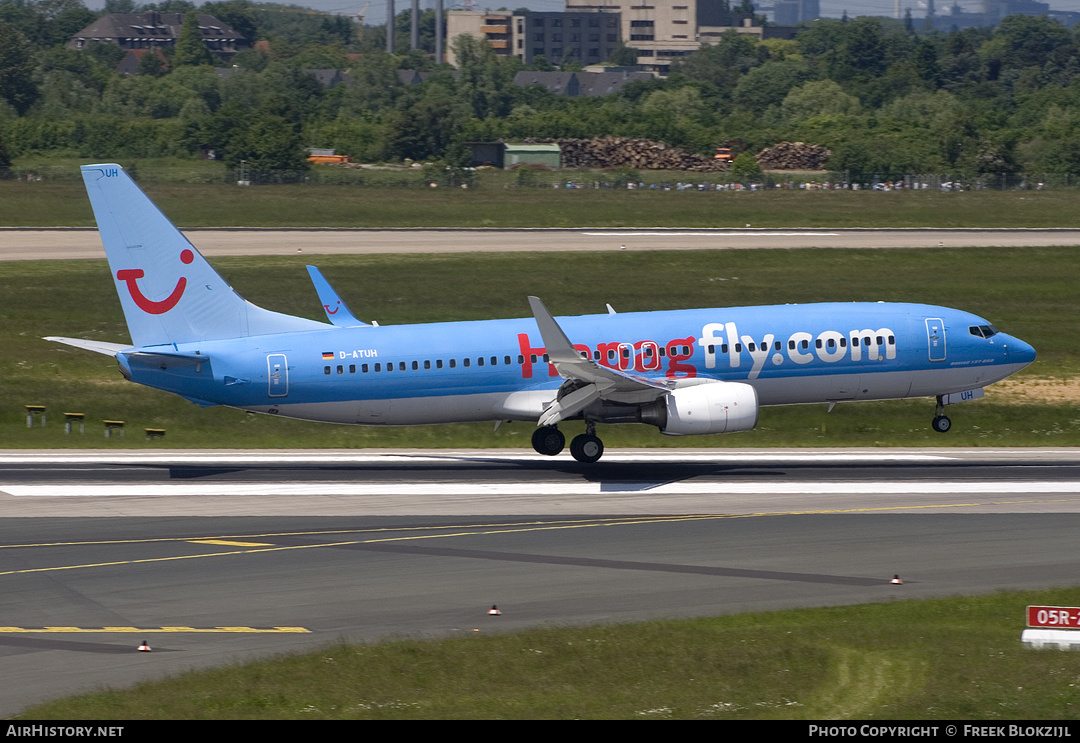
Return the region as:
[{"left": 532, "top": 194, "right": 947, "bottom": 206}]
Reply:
[{"left": 80, "top": 164, "right": 323, "bottom": 348}]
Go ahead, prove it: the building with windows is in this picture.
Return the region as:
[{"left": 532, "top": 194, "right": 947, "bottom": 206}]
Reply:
[
  {"left": 448, "top": 2, "right": 792, "bottom": 75},
  {"left": 447, "top": 9, "right": 622, "bottom": 67},
  {"left": 68, "top": 12, "right": 247, "bottom": 56},
  {"left": 772, "top": 0, "right": 820, "bottom": 25},
  {"left": 445, "top": 11, "right": 515, "bottom": 66},
  {"left": 515, "top": 10, "right": 623, "bottom": 67}
]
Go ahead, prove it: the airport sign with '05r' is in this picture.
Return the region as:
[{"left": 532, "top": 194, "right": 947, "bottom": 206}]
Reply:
[{"left": 1027, "top": 606, "right": 1080, "bottom": 628}]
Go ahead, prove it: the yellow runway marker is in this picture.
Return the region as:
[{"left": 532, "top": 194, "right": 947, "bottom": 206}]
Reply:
[
  {"left": 0, "top": 626, "right": 311, "bottom": 633},
  {"left": 188, "top": 539, "right": 275, "bottom": 547}
]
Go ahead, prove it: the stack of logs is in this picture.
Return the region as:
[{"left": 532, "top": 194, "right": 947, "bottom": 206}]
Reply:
[
  {"left": 519, "top": 137, "right": 832, "bottom": 172},
  {"left": 755, "top": 141, "right": 832, "bottom": 171},
  {"left": 529, "top": 137, "right": 730, "bottom": 172}
]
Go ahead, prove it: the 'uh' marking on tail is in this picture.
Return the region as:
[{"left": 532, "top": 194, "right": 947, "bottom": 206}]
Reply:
[{"left": 116, "top": 249, "right": 194, "bottom": 315}]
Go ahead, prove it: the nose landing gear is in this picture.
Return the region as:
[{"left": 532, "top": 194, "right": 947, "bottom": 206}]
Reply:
[{"left": 932, "top": 396, "right": 952, "bottom": 433}]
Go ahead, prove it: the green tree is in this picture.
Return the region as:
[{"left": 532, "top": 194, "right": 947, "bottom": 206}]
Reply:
[
  {"left": 730, "top": 151, "right": 761, "bottom": 179},
  {"left": 609, "top": 44, "right": 637, "bottom": 67},
  {"left": 0, "top": 21, "right": 36, "bottom": 114},
  {"left": 173, "top": 12, "right": 214, "bottom": 67},
  {"left": 674, "top": 30, "right": 762, "bottom": 99},
  {"left": 0, "top": 128, "right": 10, "bottom": 169},
  {"left": 781, "top": 79, "right": 860, "bottom": 122},
  {"left": 732, "top": 57, "right": 810, "bottom": 112},
  {"left": 389, "top": 85, "right": 467, "bottom": 161},
  {"left": 227, "top": 111, "right": 307, "bottom": 172}
]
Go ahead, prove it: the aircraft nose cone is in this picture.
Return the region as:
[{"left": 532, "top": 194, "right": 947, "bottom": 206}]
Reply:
[{"left": 1007, "top": 336, "right": 1037, "bottom": 367}]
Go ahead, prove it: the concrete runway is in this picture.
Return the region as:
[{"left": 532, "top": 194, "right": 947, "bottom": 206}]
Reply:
[
  {"left": 2, "top": 448, "right": 1080, "bottom": 715},
  {"left": 4, "top": 227, "right": 1080, "bottom": 261}
]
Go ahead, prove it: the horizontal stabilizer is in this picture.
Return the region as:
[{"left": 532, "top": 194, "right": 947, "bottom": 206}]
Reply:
[
  {"left": 125, "top": 350, "right": 208, "bottom": 369},
  {"left": 44, "top": 337, "right": 131, "bottom": 357},
  {"left": 306, "top": 266, "right": 368, "bottom": 327}
]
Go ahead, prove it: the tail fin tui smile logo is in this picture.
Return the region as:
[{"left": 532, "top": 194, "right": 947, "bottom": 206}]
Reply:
[{"left": 115, "top": 249, "right": 194, "bottom": 314}]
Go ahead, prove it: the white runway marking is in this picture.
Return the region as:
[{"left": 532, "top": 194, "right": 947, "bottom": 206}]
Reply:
[
  {"left": 5, "top": 481, "right": 1079, "bottom": 498},
  {"left": 584, "top": 232, "right": 842, "bottom": 237},
  {"left": 0, "top": 451, "right": 956, "bottom": 466}
]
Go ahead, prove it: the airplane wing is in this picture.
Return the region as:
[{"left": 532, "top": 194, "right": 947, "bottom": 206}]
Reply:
[
  {"left": 527, "top": 296, "right": 667, "bottom": 427},
  {"left": 306, "top": 266, "right": 369, "bottom": 327},
  {"left": 44, "top": 337, "right": 131, "bottom": 356}
]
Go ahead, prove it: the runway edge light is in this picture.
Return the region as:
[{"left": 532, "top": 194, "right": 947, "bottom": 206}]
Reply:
[
  {"left": 137, "top": 640, "right": 151, "bottom": 652},
  {"left": 890, "top": 575, "right": 903, "bottom": 585},
  {"left": 488, "top": 605, "right": 501, "bottom": 616}
]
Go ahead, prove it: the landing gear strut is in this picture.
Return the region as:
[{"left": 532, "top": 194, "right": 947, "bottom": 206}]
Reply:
[
  {"left": 932, "top": 396, "right": 952, "bottom": 433},
  {"left": 531, "top": 425, "right": 565, "bottom": 456}
]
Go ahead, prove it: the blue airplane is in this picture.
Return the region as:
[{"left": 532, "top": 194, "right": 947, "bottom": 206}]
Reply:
[{"left": 47, "top": 164, "right": 1036, "bottom": 463}]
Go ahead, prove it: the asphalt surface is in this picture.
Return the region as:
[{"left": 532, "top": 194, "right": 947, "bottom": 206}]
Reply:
[
  {"left": 2, "top": 448, "right": 1080, "bottom": 716},
  {"left": 2, "top": 228, "right": 1077, "bottom": 716},
  {"left": 5, "top": 228, "right": 1080, "bottom": 261}
]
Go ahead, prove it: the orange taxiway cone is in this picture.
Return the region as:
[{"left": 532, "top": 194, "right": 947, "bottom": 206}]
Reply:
[
  {"left": 890, "top": 575, "right": 903, "bottom": 585},
  {"left": 137, "top": 640, "right": 151, "bottom": 652},
  {"left": 488, "top": 605, "right": 501, "bottom": 616}
]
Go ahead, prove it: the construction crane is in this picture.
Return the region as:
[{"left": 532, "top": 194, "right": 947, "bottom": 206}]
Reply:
[{"left": 355, "top": 1, "right": 371, "bottom": 26}]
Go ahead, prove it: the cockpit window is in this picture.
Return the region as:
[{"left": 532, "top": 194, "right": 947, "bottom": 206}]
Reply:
[{"left": 969, "top": 325, "right": 999, "bottom": 338}]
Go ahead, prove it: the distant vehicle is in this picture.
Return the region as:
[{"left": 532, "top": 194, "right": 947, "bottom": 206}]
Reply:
[
  {"left": 306, "top": 148, "right": 350, "bottom": 165},
  {"left": 48, "top": 164, "right": 1037, "bottom": 463},
  {"left": 714, "top": 138, "right": 745, "bottom": 163}
]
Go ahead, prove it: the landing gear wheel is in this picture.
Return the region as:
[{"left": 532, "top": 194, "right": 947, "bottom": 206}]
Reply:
[
  {"left": 932, "top": 415, "right": 952, "bottom": 433},
  {"left": 532, "top": 426, "right": 565, "bottom": 456},
  {"left": 570, "top": 433, "right": 604, "bottom": 464}
]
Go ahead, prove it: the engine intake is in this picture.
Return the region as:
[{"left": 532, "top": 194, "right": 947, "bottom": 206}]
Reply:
[{"left": 640, "top": 381, "right": 759, "bottom": 436}]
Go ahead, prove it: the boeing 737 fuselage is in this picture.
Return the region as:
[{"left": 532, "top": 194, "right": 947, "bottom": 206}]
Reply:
[{"left": 47, "top": 164, "right": 1036, "bottom": 463}]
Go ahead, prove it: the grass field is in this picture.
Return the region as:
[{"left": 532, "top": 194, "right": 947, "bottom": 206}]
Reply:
[
  {"left": 17, "top": 587, "right": 1080, "bottom": 720},
  {"left": 4, "top": 177, "right": 1080, "bottom": 228},
  {"left": 5, "top": 176, "right": 1080, "bottom": 719},
  {"left": 1, "top": 246, "right": 1075, "bottom": 449}
]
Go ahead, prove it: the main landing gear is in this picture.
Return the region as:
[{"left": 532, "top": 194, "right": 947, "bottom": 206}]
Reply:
[
  {"left": 932, "top": 395, "right": 952, "bottom": 434},
  {"left": 531, "top": 423, "right": 605, "bottom": 463}
]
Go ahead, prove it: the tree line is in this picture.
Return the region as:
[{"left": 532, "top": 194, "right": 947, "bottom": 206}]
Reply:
[{"left": 3, "top": 0, "right": 1080, "bottom": 178}]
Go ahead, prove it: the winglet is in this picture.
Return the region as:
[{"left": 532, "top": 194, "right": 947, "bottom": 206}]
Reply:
[{"left": 306, "top": 266, "right": 368, "bottom": 327}]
